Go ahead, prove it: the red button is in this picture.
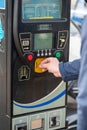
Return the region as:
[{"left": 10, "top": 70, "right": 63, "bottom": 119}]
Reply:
[{"left": 27, "top": 54, "right": 33, "bottom": 61}]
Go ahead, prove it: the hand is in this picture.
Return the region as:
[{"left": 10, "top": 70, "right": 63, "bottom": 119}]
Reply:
[{"left": 39, "top": 57, "right": 62, "bottom": 77}]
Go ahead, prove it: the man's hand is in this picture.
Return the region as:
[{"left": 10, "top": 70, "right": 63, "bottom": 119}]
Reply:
[{"left": 39, "top": 57, "right": 62, "bottom": 77}]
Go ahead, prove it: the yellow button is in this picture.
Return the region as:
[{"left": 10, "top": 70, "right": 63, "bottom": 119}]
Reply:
[{"left": 35, "top": 58, "right": 46, "bottom": 73}]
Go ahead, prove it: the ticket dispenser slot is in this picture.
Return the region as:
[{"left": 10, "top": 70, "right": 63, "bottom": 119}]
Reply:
[{"left": 12, "top": 0, "right": 70, "bottom": 130}]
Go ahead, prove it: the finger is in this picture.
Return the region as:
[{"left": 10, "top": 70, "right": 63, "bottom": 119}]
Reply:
[
  {"left": 53, "top": 72, "right": 61, "bottom": 78},
  {"left": 42, "top": 68, "right": 47, "bottom": 72},
  {"left": 39, "top": 63, "right": 48, "bottom": 69},
  {"left": 40, "top": 57, "right": 52, "bottom": 65}
]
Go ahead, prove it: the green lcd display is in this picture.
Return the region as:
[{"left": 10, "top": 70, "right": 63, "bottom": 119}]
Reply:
[
  {"left": 34, "top": 33, "right": 52, "bottom": 50},
  {"left": 22, "top": 0, "right": 62, "bottom": 20}
]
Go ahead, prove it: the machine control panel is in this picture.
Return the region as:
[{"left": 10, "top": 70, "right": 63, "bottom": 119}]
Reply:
[
  {"left": 19, "top": 31, "right": 66, "bottom": 71},
  {"left": 12, "top": 0, "right": 70, "bottom": 130},
  {"left": 13, "top": 0, "right": 70, "bottom": 68}
]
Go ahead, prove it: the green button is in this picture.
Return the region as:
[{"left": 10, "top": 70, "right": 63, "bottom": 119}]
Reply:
[{"left": 56, "top": 52, "right": 61, "bottom": 58}]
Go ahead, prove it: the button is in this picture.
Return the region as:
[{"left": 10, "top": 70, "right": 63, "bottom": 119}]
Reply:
[
  {"left": 45, "top": 50, "right": 48, "bottom": 56},
  {"left": 35, "top": 58, "right": 46, "bottom": 73},
  {"left": 41, "top": 50, "right": 44, "bottom": 56},
  {"left": 55, "top": 52, "right": 61, "bottom": 58},
  {"left": 48, "top": 49, "right": 51, "bottom": 56},
  {"left": 27, "top": 54, "right": 33, "bottom": 61},
  {"left": 37, "top": 50, "right": 40, "bottom": 57}
]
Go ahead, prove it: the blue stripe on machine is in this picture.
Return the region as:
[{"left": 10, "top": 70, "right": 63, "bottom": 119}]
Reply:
[
  {"left": 14, "top": 90, "right": 66, "bottom": 108},
  {"left": 0, "top": 0, "right": 5, "bottom": 9}
]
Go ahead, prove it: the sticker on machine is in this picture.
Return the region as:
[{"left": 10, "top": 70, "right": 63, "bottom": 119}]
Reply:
[{"left": 0, "top": 0, "right": 5, "bottom": 9}]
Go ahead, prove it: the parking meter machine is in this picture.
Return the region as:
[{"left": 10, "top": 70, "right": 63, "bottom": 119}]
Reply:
[{"left": 0, "top": 0, "right": 71, "bottom": 130}]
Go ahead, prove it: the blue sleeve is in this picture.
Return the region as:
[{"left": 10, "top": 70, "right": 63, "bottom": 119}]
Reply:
[
  {"left": 59, "top": 59, "right": 80, "bottom": 82},
  {"left": 77, "top": 15, "right": 87, "bottom": 130}
]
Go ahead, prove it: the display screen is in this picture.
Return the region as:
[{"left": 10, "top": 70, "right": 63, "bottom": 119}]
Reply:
[
  {"left": 34, "top": 33, "right": 52, "bottom": 50},
  {"left": 22, "top": 0, "right": 62, "bottom": 20}
]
